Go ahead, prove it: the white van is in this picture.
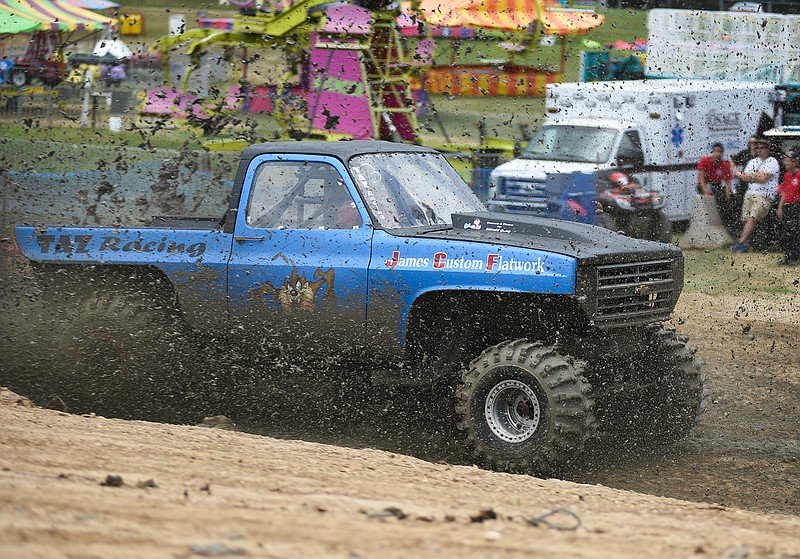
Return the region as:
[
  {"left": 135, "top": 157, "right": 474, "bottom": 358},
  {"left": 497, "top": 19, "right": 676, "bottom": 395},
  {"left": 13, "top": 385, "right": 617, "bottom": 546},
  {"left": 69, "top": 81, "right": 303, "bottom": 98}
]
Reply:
[{"left": 489, "top": 80, "right": 778, "bottom": 226}]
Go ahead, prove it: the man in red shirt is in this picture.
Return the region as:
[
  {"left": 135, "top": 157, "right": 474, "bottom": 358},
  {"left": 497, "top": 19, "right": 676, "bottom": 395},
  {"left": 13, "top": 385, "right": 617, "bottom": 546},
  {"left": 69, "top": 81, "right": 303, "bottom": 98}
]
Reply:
[
  {"left": 697, "top": 143, "right": 735, "bottom": 230},
  {"left": 777, "top": 150, "right": 800, "bottom": 265}
]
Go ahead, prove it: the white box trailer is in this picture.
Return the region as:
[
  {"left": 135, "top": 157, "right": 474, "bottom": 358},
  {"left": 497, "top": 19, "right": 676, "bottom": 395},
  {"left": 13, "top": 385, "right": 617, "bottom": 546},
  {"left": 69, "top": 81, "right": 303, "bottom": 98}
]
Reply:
[
  {"left": 490, "top": 79, "right": 778, "bottom": 224},
  {"left": 646, "top": 9, "right": 800, "bottom": 84}
]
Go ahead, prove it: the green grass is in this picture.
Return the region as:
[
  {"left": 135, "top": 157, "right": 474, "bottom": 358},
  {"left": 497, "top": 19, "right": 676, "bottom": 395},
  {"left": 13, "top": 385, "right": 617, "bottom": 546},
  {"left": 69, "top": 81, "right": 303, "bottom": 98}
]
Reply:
[
  {"left": 0, "top": 123, "right": 196, "bottom": 148},
  {"left": 0, "top": 124, "right": 247, "bottom": 174},
  {"left": 682, "top": 249, "right": 800, "bottom": 296},
  {"left": 0, "top": 125, "right": 197, "bottom": 173}
]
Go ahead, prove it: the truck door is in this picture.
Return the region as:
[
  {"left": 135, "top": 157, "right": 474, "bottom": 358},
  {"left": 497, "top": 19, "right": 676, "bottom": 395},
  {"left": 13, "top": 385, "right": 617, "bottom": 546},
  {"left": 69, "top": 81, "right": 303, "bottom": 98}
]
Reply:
[
  {"left": 227, "top": 155, "right": 372, "bottom": 354},
  {"left": 615, "top": 129, "right": 645, "bottom": 171},
  {"left": 615, "top": 129, "right": 649, "bottom": 189}
]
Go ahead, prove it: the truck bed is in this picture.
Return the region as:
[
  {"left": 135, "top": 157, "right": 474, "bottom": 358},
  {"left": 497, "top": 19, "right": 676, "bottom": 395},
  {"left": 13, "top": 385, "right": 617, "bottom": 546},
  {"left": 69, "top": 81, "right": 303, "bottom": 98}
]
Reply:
[{"left": 149, "top": 216, "right": 223, "bottom": 230}]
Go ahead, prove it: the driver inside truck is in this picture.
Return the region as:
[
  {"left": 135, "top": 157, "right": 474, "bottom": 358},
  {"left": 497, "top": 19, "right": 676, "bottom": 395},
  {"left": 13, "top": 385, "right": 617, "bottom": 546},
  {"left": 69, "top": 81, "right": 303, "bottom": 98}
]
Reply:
[
  {"left": 248, "top": 161, "right": 361, "bottom": 230},
  {"left": 310, "top": 170, "right": 362, "bottom": 229},
  {"left": 323, "top": 180, "right": 362, "bottom": 229}
]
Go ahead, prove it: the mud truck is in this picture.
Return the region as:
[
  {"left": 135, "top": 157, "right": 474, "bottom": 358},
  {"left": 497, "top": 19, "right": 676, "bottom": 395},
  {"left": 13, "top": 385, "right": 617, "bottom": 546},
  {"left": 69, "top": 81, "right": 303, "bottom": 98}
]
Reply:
[{"left": 14, "top": 141, "right": 705, "bottom": 475}]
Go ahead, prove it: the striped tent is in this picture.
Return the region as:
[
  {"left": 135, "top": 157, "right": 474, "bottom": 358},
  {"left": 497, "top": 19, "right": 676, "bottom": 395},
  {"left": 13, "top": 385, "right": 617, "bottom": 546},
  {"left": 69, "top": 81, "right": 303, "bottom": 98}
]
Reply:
[
  {"left": 406, "top": 0, "right": 603, "bottom": 36},
  {"left": 0, "top": 6, "right": 37, "bottom": 32},
  {"left": 0, "top": 0, "right": 114, "bottom": 31}
]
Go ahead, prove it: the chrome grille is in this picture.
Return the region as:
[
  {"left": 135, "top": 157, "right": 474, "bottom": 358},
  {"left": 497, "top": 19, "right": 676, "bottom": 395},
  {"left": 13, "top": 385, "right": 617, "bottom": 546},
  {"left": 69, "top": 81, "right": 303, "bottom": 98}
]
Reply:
[
  {"left": 492, "top": 178, "right": 550, "bottom": 213},
  {"left": 594, "top": 259, "right": 676, "bottom": 326},
  {"left": 505, "top": 178, "right": 549, "bottom": 199}
]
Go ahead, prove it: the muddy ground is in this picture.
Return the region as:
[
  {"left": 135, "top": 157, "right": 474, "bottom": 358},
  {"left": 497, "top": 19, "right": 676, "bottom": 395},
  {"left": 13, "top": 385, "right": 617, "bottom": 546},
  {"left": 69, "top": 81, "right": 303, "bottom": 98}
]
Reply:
[{"left": 0, "top": 244, "right": 799, "bottom": 557}]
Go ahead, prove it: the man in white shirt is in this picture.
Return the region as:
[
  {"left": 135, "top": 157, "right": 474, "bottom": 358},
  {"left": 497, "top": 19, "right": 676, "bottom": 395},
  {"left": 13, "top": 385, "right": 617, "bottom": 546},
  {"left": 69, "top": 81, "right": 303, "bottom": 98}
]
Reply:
[{"left": 730, "top": 138, "right": 780, "bottom": 253}]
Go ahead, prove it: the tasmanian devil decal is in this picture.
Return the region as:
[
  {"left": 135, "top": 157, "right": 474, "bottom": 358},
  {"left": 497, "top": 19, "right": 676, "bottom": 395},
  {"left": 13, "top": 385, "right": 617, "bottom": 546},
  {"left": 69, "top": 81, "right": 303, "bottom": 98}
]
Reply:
[{"left": 249, "top": 268, "right": 336, "bottom": 312}]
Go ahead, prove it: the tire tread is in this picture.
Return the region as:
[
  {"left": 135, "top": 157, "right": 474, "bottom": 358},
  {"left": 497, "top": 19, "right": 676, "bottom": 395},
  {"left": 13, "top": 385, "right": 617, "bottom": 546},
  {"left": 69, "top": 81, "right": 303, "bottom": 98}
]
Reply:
[{"left": 456, "top": 339, "right": 595, "bottom": 475}]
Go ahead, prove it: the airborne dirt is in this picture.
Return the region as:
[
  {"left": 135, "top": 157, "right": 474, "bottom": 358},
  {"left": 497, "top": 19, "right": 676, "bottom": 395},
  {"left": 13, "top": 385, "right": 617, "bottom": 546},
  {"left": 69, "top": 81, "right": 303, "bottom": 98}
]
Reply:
[
  {"left": 0, "top": 245, "right": 799, "bottom": 557},
  {"left": 572, "top": 288, "right": 800, "bottom": 516}
]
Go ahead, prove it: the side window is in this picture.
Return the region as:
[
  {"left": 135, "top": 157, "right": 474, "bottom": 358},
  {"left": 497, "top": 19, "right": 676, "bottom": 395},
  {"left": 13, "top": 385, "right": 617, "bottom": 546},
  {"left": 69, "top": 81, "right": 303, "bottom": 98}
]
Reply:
[
  {"left": 246, "top": 161, "right": 362, "bottom": 230},
  {"left": 617, "top": 131, "right": 644, "bottom": 166}
]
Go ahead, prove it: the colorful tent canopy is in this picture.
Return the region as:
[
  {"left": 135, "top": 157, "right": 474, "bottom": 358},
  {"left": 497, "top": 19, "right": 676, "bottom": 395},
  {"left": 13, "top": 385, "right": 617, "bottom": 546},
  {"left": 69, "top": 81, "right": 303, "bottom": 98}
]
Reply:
[
  {"left": 405, "top": 0, "right": 604, "bottom": 36},
  {"left": 537, "top": 5, "right": 604, "bottom": 36},
  {"left": 0, "top": 6, "right": 37, "bottom": 32},
  {"left": 57, "top": 0, "right": 118, "bottom": 9},
  {"left": 0, "top": 0, "right": 115, "bottom": 31}
]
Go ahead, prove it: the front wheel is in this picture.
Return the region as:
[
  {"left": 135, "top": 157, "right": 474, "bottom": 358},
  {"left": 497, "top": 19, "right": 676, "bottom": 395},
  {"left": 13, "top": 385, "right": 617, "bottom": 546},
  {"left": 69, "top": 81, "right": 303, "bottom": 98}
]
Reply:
[
  {"left": 656, "top": 213, "right": 673, "bottom": 243},
  {"left": 638, "top": 327, "right": 707, "bottom": 443},
  {"left": 627, "top": 212, "right": 672, "bottom": 242},
  {"left": 631, "top": 212, "right": 672, "bottom": 243},
  {"left": 455, "top": 339, "right": 595, "bottom": 475}
]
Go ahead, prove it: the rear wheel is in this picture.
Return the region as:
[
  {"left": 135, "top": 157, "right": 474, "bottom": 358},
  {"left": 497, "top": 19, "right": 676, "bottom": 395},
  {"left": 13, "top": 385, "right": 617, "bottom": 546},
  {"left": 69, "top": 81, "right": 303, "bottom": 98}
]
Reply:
[
  {"left": 50, "top": 288, "right": 200, "bottom": 422},
  {"left": 455, "top": 339, "right": 595, "bottom": 475},
  {"left": 41, "top": 75, "right": 61, "bottom": 87}
]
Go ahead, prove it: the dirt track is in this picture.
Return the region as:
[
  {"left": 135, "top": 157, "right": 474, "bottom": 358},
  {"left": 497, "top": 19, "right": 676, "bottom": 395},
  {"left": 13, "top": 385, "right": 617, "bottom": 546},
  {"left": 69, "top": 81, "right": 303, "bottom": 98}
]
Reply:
[
  {"left": 1, "top": 247, "right": 799, "bottom": 557},
  {"left": 569, "top": 289, "right": 800, "bottom": 516},
  {"left": 1, "top": 386, "right": 800, "bottom": 559}
]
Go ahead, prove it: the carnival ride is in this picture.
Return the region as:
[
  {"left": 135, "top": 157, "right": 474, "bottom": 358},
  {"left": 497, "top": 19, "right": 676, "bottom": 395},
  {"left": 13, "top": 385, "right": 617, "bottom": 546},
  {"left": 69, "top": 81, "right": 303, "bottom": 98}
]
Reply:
[
  {"left": 410, "top": 0, "right": 605, "bottom": 96},
  {"left": 150, "top": 0, "right": 604, "bottom": 144},
  {"left": 153, "top": 0, "right": 433, "bottom": 143}
]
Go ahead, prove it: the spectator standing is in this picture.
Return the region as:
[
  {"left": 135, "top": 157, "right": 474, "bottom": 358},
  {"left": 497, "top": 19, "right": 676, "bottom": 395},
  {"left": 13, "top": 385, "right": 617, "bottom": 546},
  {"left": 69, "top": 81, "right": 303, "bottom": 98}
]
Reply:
[
  {"left": 729, "top": 135, "right": 759, "bottom": 233},
  {"left": 730, "top": 138, "right": 780, "bottom": 253},
  {"left": 776, "top": 150, "right": 800, "bottom": 265},
  {"left": 697, "top": 143, "right": 734, "bottom": 229}
]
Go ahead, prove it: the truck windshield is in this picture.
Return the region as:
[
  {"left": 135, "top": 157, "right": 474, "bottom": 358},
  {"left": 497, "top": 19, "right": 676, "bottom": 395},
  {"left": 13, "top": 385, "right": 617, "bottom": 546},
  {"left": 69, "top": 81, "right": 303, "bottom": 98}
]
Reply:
[
  {"left": 521, "top": 125, "right": 618, "bottom": 164},
  {"left": 349, "top": 152, "right": 485, "bottom": 230}
]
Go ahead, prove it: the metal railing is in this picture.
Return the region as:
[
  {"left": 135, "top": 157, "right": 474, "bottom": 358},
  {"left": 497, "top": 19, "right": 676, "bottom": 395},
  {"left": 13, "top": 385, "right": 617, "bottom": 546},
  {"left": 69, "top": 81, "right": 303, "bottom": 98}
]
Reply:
[{"left": 0, "top": 85, "right": 137, "bottom": 129}]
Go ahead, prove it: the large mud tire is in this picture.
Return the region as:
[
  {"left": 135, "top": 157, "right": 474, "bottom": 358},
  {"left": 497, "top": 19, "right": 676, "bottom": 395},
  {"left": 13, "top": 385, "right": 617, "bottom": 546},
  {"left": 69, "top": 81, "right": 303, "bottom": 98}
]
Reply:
[
  {"left": 455, "top": 339, "right": 595, "bottom": 475},
  {"left": 628, "top": 213, "right": 672, "bottom": 243},
  {"left": 597, "top": 212, "right": 620, "bottom": 233},
  {"left": 636, "top": 327, "right": 707, "bottom": 444},
  {"left": 49, "top": 289, "right": 198, "bottom": 422}
]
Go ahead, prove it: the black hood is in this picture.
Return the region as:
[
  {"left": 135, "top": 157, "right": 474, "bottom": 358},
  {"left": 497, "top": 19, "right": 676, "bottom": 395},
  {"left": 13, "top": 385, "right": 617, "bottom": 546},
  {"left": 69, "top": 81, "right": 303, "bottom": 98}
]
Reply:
[{"left": 421, "top": 212, "right": 681, "bottom": 264}]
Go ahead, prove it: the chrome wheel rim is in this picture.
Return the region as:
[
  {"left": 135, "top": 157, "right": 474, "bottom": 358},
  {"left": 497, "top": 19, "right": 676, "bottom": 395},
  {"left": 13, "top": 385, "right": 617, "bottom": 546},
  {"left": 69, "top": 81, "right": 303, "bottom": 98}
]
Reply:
[{"left": 484, "top": 379, "right": 541, "bottom": 443}]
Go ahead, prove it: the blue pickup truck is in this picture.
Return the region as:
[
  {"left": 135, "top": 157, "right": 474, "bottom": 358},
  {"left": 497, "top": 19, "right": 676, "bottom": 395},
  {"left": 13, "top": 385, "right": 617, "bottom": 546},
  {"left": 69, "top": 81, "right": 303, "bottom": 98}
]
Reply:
[{"left": 14, "top": 140, "right": 705, "bottom": 475}]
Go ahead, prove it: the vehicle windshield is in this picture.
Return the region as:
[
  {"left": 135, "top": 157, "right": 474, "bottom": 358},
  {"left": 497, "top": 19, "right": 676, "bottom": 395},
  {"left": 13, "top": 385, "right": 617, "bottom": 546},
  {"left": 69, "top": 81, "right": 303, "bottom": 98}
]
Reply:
[
  {"left": 521, "top": 125, "right": 618, "bottom": 163},
  {"left": 348, "top": 152, "right": 485, "bottom": 230}
]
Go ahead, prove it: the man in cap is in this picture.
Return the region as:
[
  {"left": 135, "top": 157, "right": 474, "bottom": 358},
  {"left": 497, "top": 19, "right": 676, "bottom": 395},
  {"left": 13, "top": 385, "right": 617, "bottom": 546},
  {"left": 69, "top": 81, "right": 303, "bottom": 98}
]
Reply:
[
  {"left": 777, "top": 149, "right": 800, "bottom": 265},
  {"left": 730, "top": 138, "right": 780, "bottom": 253}
]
